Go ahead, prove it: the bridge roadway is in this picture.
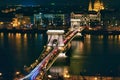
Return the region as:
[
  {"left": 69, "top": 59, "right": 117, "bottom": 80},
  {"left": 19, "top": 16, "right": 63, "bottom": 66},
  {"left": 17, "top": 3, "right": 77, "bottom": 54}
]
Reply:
[{"left": 20, "top": 28, "right": 84, "bottom": 80}]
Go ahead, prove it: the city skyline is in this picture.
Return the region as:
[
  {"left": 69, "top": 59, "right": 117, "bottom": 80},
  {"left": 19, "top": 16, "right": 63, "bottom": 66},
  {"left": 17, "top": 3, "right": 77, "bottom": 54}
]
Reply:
[
  {"left": 0, "top": 0, "right": 120, "bottom": 9},
  {"left": 0, "top": 0, "right": 120, "bottom": 80}
]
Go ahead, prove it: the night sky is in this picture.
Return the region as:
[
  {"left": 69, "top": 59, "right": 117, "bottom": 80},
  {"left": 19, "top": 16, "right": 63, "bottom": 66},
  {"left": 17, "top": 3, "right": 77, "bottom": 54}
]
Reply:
[{"left": 0, "top": 0, "right": 120, "bottom": 9}]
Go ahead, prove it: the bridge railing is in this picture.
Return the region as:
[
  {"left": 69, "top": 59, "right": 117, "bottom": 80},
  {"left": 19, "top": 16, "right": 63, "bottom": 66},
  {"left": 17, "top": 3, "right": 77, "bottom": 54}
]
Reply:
[{"left": 20, "top": 27, "right": 84, "bottom": 80}]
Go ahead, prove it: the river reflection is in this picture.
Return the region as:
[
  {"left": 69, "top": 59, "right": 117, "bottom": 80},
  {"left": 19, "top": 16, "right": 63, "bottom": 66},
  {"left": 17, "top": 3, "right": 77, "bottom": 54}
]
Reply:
[
  {"left": 0, "top": 33, "right": 47, "bottom": 79},
  {"left": 0, "top": 33, "right": 120, "bottom": 79},
  {"left": 50, "top": 34, "right": 120, "bottom": 79}
]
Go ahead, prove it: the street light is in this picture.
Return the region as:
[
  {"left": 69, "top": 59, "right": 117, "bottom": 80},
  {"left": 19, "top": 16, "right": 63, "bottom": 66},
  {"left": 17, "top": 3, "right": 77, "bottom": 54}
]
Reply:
[{"left": 0, "top": 73, "right": 2, "bottom": 76}]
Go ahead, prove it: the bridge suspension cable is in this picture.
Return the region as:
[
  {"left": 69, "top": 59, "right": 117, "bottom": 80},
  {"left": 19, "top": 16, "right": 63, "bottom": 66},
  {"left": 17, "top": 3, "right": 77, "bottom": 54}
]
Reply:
[{"left": 20, "top": 27, "right": 84, "bottom": 80}]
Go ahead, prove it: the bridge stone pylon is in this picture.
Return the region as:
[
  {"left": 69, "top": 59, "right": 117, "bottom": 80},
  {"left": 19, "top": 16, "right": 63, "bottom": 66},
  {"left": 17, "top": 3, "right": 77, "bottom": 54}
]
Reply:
[
  {"left": 70, "top": 18, "right": 85, "bottom": 32},
  {"left": 70, "top": 19, "right": 81, "bottom": 31},
  {"left": 47, "top": 30, "right": 64, "bottom": 47}
]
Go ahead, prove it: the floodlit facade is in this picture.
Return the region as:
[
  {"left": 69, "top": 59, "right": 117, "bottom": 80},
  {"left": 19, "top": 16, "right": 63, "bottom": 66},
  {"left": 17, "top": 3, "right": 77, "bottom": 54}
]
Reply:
[
  {"left": 70, "top": 12, "right": 101, "bottom": 28},
  {"left": 88, "top": 0, "right": 104, "bottom": 12},
  {"left": 11, "top": 14, "right": 31, "bottom": 29},
  {"left": 34, "top": 13, "right": 70, "bottom": 28}
]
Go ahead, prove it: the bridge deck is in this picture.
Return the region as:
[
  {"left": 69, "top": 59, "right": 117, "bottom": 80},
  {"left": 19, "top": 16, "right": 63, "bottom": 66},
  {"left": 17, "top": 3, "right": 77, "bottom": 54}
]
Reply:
[{"left": 20, "top": 28, "right": 84, "bottom": 80}]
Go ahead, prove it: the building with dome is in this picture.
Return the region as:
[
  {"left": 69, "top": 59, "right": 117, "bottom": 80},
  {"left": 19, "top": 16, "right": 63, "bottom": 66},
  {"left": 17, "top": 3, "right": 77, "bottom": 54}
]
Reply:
[{"left": 88, "top": 0, "right": 104, "bottom": 12}]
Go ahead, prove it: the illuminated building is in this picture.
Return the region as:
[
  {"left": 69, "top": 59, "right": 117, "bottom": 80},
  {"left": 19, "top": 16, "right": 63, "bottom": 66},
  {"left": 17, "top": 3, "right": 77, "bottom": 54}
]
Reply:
[
  {"left": 70, "top": 12, "right": 101, "bottom": 27},
  {"left": 0, "top": 22, "right": 4, "bottom": 29},
  {"left": 34, "top": 13, "right": 70, "bottom": 29},
  {"left": 88, "top": 0, "right": 93, "bottom": 11},
  {"left": 11, "top": 14, "right": 31, "bottom": 29},
  {"left": 88, "top": 0, "right": 104, "bottom": 12}
]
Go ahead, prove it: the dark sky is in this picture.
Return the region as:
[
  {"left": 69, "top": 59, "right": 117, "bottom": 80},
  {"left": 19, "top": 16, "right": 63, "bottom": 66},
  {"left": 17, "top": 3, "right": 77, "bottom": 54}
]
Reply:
[{"left": 0, "top": 0, "right": 120, "bottom": 9}]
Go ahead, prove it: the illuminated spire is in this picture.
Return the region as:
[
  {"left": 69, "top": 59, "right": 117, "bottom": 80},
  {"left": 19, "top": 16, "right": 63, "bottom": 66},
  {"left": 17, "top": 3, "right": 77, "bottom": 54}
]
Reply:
[
  {"left": 100, "top": 1, "right": 104, "bottom": 10},
  {"left": 88, "top": 0, "right": 93, "bottom": 11},
  {"left": 94, "top": 0, "right": 101, "bottom": 12},
  {"left": 88, "top": 0, "right": 105, "bottom": 12},
  {"left": 93, "top": 0, "right": 104, "bottom": 12}
]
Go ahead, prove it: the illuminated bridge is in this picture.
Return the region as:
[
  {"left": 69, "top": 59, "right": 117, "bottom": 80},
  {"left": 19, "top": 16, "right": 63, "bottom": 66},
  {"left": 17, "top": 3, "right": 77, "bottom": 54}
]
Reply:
[{"left": 20, "top": 27, "right": 84, "bottom": 80}]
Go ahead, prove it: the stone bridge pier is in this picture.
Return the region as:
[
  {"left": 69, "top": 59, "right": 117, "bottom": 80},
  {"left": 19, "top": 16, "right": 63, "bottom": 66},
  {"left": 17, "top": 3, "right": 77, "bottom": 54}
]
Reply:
[{"left": 47, "top": 30, "right": 65, "bottom": 47}]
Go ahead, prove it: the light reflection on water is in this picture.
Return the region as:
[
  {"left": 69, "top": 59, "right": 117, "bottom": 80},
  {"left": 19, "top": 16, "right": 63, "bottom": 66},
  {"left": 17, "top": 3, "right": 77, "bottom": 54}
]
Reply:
[
  {"left": 51, "top": 34, "right": 120, "bottom": 78},
  {"left": 0, "top": 33, "right": 46, "bottom": 79},
  {"left": 0, "top": 33, "right": 120, "bottom": 79}
]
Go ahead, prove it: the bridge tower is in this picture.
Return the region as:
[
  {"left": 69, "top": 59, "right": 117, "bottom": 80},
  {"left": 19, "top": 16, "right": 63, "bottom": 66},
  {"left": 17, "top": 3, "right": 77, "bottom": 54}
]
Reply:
[
  {"left": 71, "top": 18, "right": 81, "bottom": 31},
  {"left": 47, "top": 30, "right": 64, "bottom": 47},
  {"left": 70, "top": 12, "right": 86, "bottom": 31}
]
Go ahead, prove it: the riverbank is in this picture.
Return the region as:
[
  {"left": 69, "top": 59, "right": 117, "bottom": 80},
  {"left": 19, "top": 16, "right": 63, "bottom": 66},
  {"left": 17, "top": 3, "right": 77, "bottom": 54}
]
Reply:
[
  {"left": 1, "top": 28, "right": 120, "bottom": 35},
  {"left": 82, "top": 30, "right": 120, "bottom": 35},
  {"left": 0, "top": 28, "right": 47, "bottom": 33},
  {"left": 0, "top": 27, "right": 69, "bottom": 33}
]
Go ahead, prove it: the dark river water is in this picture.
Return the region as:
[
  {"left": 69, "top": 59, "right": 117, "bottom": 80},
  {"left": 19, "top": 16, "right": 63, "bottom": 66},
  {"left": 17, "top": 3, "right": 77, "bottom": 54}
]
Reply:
[{"left": 0, "top": 32, "right": 120, "bottom": 79}]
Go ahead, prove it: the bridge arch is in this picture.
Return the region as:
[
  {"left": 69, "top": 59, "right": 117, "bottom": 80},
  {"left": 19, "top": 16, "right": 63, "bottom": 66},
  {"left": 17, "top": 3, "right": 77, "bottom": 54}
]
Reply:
[{"left": 47, "top": 30, "right": 65, "bottom": 47}]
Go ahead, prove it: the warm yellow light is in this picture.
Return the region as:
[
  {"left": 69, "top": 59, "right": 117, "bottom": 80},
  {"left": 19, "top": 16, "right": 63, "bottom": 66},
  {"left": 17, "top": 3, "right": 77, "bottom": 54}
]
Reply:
[
  {"left": 24, "top": 34, "right": 27, "bottom": 39},
  {"left": 40, "top": 72, "right": 43, "bottom": 75},
  {"left": 0, "top": 33, "right": 4, "bottom": 37},
  {"left": 89, "top": 27, "right": 92, "bottom": 30},
  {"left": 0, "top": 22, "right": 3, "bottom": 25},
  {"left": 86, "top": 34, "right": 91, "bottom": 39},
  {"left": 93, "top": 0, "right": 104, "bottom": 12},
  {"left": 118, "top": 35, "right": 120, "bottom": 39},
  {"left": 94, "top": 77, "right": 97, "bottom": 80},
  {"left": 63, "top": 67, "right": 70, "bottom": 78},
  {"left": 15, "top": 71, "right": 20, "bottom": 75},
  {"left": 64, "top": 74, "right": 70, "bottom": 78},
  {"left": 16, "top": 33, "right": 21, "bottom": 39}
]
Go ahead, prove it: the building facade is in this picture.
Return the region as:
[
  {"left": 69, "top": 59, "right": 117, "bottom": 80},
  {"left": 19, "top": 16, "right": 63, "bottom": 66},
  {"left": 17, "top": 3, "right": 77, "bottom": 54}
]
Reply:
[
  {"left": 11, "top": 14, "right": 31, "bottom": 29},
  {"left": 88, "top": 0, "right": 104, "bottom": 12},
  {"left": 34, "top": 13, "right": 70, "bottom": 29},
  {"left": 70, "top": 12, "right": 101, "bottom": 28}
]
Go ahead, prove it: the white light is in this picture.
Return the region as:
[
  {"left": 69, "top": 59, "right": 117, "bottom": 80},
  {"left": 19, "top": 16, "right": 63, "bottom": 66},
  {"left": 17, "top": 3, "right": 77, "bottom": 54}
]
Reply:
[
  {"left": 47, "top": 30, "right": 64, "bottom": 34},
  {"left": 48, "top": 75, "right": 52, "bottom": 78},
  {"left": 58, "top": 53, "right": 67, "bottom": 58},
  {"left": 39, "top": 13, "right": 42, "bottom": 14},
  {"left": 71, "top": 19, "right": 81, "bottom": 21},
  {"left": 0, "top": 73, "right": 2, "bottom": 76}
]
